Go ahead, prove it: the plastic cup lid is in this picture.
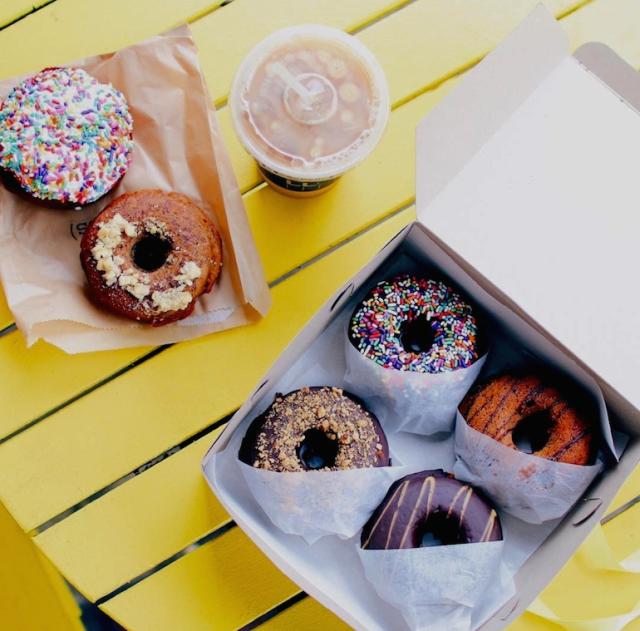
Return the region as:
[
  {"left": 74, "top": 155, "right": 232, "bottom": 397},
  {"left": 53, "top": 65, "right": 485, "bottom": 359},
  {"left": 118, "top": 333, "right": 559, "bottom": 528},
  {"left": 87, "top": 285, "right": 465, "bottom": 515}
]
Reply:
[{"left": 230, "top": 24, "right": 390, "bottom": 182}]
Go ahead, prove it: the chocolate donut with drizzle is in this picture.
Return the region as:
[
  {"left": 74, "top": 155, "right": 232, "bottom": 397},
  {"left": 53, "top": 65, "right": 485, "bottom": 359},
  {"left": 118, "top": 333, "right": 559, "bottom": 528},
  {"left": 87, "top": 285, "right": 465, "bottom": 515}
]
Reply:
[{"left": 361, "top": 470, "right": 502, "bottom": 550}]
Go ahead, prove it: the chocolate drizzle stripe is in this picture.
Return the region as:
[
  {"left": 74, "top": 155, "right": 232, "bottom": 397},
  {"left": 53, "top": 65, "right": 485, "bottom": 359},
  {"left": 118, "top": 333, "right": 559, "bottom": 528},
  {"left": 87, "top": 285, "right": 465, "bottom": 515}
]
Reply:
[
  {"left": 492, "top": 383, "right": 547, "bottom": 442},
  {"left": 549, "top": 428, "right": 589, "bottom": 460},
  {"left": 362, "top": 480, "right": 407, "bottom": 550},
  {"left": 397, "top": 475, "right": 436, "bottom": 548},
  {"left": 384, "top": 481, "right": 410, "bottom": 550},
  {"left": 480, "top": 379, "right": 519, "bottom": 432}
]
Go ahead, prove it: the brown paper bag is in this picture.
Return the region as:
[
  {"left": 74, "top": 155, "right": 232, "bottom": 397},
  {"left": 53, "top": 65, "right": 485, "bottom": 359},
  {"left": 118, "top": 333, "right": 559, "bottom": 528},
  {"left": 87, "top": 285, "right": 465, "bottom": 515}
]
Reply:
[{"left": 0, "top": 26, "right": 270, "bottom": 353}]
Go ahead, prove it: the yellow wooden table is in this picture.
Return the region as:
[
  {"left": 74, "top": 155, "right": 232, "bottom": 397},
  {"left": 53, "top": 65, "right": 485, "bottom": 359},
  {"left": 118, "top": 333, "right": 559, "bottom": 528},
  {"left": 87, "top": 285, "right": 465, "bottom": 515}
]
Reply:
[{"left": 0, "top": 1, "right": 638, "bottom": 630}]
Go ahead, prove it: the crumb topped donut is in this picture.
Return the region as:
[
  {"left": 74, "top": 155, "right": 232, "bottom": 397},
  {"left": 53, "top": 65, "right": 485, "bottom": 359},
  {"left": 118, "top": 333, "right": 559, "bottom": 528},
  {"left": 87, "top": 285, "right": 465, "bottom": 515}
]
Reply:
[
  {"left": 361, "top": 470, "right": 502, "bottom": 550},
  {"left": 349, "top": 274, "right": 479, "bottom": 373},
  {"left": 459, "top": 373, "right": 595, "bottom": 465},
  {"left": 239, "top": 386, "right": 390, "bottom": 471},
  {"left": 80, "top": 190, "right": 222, "bottom": 325},
  {"left": 0, "top": 67, "right": 133, "bottom": 207}
]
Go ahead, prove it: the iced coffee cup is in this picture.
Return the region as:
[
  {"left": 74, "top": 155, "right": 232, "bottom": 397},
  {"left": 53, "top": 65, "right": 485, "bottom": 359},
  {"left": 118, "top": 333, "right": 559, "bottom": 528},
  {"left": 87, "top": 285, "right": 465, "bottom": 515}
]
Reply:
[{"left": 229, "top": 25, "right": 390, "bottom": 197}]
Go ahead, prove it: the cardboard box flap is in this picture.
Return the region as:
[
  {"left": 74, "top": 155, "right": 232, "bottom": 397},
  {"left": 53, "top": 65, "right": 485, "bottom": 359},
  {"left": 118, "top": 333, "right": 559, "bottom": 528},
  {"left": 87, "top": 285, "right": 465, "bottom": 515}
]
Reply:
[{"left": 416, "top": 6, "right": 640, "bottom": 418}]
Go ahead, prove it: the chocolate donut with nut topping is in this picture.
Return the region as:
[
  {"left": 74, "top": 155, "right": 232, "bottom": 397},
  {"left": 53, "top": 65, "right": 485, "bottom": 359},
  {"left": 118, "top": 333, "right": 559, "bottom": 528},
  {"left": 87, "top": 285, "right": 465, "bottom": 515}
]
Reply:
[
  {"left": 239, "top": 386, "right": 390, "bottom": 472},
  {"left": 361, "top": 470, "right": 502, "bottom": 550}
]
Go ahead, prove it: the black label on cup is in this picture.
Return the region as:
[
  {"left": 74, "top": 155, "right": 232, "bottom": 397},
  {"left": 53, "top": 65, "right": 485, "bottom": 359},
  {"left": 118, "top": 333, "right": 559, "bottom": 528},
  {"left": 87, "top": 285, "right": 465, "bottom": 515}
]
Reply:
[{"left": 259, "top": 165, "right": 338, "bottom": 195}]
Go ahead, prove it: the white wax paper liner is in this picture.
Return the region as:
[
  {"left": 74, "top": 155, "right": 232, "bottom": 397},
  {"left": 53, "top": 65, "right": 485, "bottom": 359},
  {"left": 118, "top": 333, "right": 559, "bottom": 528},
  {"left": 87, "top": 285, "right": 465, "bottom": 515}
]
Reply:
[
  {"left": 239, "top": 460, "right": 415, "bottom": 545},
  {"left": 453, "top": 412, "right": 603, "bottom": 524},
  {"left": 358, "top": 540, "right": 511, "bottom": 631},
  {"left": 344, "top": 339, "right": 486, "bottom": 435}
]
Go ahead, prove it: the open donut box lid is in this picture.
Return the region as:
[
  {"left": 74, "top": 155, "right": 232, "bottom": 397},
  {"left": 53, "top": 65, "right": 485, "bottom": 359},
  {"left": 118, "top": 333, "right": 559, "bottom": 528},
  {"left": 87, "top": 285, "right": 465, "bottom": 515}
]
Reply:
[{"left": 203, "top": 7, "right": 640, "bottom": 630}]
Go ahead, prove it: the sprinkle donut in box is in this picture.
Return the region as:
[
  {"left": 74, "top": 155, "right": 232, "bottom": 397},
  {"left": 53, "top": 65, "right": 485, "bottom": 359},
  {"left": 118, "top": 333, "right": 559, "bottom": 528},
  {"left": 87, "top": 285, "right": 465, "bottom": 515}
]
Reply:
[{"left": 344, "top": 274, "right": 487, "bottom": 435}]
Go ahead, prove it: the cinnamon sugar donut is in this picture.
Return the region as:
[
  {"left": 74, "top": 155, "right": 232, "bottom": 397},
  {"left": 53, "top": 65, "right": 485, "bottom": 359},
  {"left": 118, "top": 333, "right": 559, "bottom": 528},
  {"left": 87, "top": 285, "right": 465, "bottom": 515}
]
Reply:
[
  {"left": 80, "top": 190, "right": 222, "bottom": 325},
  {"left": 459, "top": 373, "right": 595, "bottom": 465}
]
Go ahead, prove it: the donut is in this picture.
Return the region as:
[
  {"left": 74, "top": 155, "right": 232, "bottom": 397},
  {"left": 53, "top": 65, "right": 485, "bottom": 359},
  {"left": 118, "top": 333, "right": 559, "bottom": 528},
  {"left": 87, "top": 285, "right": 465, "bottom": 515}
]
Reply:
[
  {"left": 349, "top": 274, "right": 479, "bottom": 373},
  {"left": 239, "top": 386, "right": 390, "bottom": 471},
  {"left": 361, "top": 470, "right": 502, "bottom": 550},
  {"left": 459, "top": 373, "right": 595, "bottom": 465},
  {"left": 80, "top": 190, "right": 222, "bottom": 326},
  {"left": 0, "top": 67, "right": 133, "bottom": 207}
]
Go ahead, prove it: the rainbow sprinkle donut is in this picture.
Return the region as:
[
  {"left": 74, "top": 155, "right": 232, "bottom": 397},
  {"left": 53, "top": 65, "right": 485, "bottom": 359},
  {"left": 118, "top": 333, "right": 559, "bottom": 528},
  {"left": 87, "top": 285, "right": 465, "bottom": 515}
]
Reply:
[
  {"left": 348, "top": 274, "right": 479, "bottom": 373},
  {"left": 0, "top": 67, "right": 133, "bottom": 207}
]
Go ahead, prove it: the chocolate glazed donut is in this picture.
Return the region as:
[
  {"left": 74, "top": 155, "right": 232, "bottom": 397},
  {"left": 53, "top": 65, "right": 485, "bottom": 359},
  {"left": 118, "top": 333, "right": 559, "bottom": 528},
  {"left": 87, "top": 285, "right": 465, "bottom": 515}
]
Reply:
[
  {"left": 459, "top": 373, "right": 595, "bottom": 465},
  {"left": 361, "top": 470, "right": 502, "bottom": 550},
  {"left": 239, "top": 386, "right": 390, "bottom": 472}
]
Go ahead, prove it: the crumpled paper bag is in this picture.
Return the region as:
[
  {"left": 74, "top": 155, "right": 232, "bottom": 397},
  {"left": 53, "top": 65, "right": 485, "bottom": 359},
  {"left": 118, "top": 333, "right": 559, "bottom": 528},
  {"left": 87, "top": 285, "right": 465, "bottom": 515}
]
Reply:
[
  {"left": 453, "top": 412, "right": 603, "bottom": 523},
  {"left": 0, "top": 26, "right": 270, "bottom": 353},
  {"left": 239, "top": 459, "right": 415, "bottom": 545},
  {"left": 358, "top": 540, "right": 510, "bottom": 631},
  {"left": 344, "top": 336, "right": 486, "bottom": 435}
]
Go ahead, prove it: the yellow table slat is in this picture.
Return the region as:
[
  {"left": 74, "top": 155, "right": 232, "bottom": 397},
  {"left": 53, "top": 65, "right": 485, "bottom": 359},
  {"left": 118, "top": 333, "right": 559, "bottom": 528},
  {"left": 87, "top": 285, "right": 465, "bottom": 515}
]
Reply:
[
  {"left": 0, "top": 1, "right": 50, "bottom": 29},
  {"left": 35, "top": 430, "right": 229, "bottom": 601},
  {"left": 0, "top": 0, "right": 225, "bottom": 80},
  {"left": 191, "top": 0, "right": 412, "bottom": 106},
  {"left": 100, "top": 494, "right": 639, "bottom": 631},
  {"left": 0, "top": 335, "right": 148, "bottom": 440},
  {"left": 103, "top": 527, "right": 298, "bottom": 631},
  {"left": 564, "top": 0, "right": 640, "bottom": 62},
  {"left": 0, "top": 208, "right": 414, "bottom": 532},
  {"left": 258, "top": 596, "right": 351, "bottom": 631},
  {"left": 0, "top": 501, "right": 83, "bottom": 631}
]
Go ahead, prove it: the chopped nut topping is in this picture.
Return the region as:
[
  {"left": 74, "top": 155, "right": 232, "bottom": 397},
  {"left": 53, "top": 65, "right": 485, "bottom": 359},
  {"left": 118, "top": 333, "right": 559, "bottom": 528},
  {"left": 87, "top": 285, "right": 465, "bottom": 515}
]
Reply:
[{"left": 247, "top": 387, "right": 384, "bottom": 472}]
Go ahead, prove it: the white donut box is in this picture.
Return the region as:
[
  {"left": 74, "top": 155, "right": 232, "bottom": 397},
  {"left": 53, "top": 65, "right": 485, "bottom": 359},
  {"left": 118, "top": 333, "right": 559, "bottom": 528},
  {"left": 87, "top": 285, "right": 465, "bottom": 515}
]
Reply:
[{"left": 203, "top": 7, "right": 640, "bottom": 630}]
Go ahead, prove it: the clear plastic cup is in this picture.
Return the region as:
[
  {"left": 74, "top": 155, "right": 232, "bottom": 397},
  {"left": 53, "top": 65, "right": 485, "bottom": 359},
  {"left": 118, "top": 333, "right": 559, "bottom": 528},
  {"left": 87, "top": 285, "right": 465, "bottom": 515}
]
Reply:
[{"left": 229, "top": 25, "right": 390, "bottom": 197}]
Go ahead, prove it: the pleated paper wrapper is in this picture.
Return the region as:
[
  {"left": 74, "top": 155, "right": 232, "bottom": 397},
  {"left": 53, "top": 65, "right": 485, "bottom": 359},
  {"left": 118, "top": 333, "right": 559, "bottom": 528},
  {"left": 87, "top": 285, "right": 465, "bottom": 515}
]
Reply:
[
  {"left": 344, "top": 338, "right": 486, "bottom": 435},
  {"left": 239, "top": 459, "right": 415, "bottom": 544},
  {"left": 358, "top": 540, "right": 512, "bottom": 631},
  {"left": 453, "top": 412, "right": 603, "bottom": 523}
]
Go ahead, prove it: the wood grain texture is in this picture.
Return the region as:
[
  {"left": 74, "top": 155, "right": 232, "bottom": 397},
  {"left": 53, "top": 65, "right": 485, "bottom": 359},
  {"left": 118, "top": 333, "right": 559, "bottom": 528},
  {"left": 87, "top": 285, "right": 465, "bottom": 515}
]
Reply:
[
  {"left": 102, "top": 527, "right": 299, "bottom": 631},
  {"left": 0, "top": 1, "right": 52, "bottom": 29}
]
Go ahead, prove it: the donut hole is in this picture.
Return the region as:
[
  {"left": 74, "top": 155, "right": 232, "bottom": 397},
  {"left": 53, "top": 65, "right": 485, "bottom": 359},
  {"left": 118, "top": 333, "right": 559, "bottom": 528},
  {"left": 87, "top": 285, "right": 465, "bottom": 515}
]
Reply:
[
  {"left": 512, "top": 410, "right": 554, "bottom": 454},
  {"left": 297, "top": 428, "right": 339, "bottom": 470},
  {"left": 415, "top": 512, "right": 465, "bottom": 547},
  {"left": 400, "top": 315, "right": 436, "bottom": 354},
  {"left": 132, "top": 233, "right": 172, "bottom": 272}
]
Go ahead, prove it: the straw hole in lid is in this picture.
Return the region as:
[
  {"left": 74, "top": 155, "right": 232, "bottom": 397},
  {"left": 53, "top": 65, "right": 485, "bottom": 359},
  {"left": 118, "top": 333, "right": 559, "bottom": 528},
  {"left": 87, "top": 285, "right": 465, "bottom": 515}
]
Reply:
[
  {"left": 572, "top": 497, "right": 603, "bottom": 526},
  {"left": 329, "top": 282, "right": 355, "bottom": 312},
  {"left": 251, "top": 380, "right": 270, "bottom": 402},
  {"left": 499, "top": 598, "right": 520, "bottom": 621}
]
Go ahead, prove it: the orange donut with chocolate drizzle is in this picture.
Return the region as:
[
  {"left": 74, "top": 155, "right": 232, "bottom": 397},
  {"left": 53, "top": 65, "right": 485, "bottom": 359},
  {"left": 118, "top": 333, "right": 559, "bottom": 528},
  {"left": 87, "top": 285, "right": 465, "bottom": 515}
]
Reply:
[{"left": 360, "top": 470, "right": 502, "bottom": 550}]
